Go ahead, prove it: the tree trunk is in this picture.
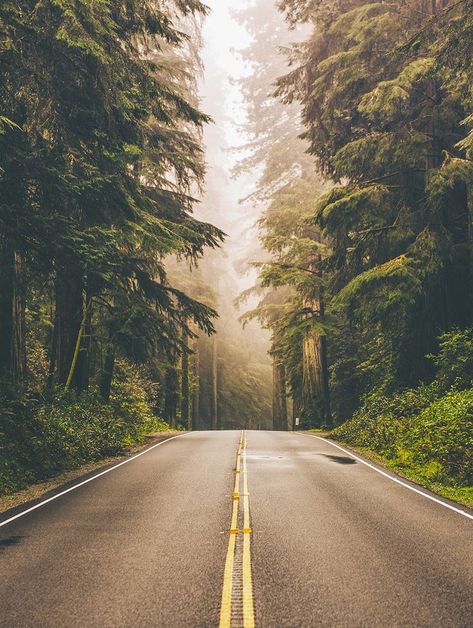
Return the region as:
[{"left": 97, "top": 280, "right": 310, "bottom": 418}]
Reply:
[
  {"left": 99, "top": 345, "right": 115, "bottom": 403},
  {"left": 302, "top": 331, "right": 323, "bottom": 424},
  {"left": 0, "top": 244, "right": 25, "bottom": 387},
  {"left": 272, "top": 357, "right": 288, "bottom": 431},
  {"left": 64, "top": 295, "right": 93, "bottom": 393},
  {"left": 191, "top": 340, "right": 200, "bottom": 431},
  {"left": 0, "top": 244, "right": 15, "bottom": 386},
  {"left": 47, "top": 297, "right": 58, "bottom": 390},
  {"left": 74, "top": 294, "right": 93, "bottom": 393},
  {"left": 181, "top": 333, "right": 190, "bottom": 429},
  {"left": 319, "top": 291, "right": 332, "bottom": 426},
  {"left": 13, "top": 253, "right": 26, "bottom": 384},
  {"left": 210, "top": 335, "right": 218, "bottom": 430},
  {"left": 55, "top": 266, "right": 85, "bottom": 391},
  {"left": 291, "top": 391, "right": 302, "bottom": 431},
  {"left": 164, "top": 366, "right": 179, "bottom": 428},
  {"left": 302, "top": 293, "right": 332, "bottom": 427}
]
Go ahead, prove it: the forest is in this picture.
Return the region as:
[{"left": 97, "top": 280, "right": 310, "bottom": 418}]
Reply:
[{"left": 0, "top": 0, "right": 472, "bottom": 503}]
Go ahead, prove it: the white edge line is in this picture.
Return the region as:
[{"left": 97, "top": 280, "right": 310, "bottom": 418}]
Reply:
[
  {"left": 300, "top": 433, "right": 473, "bottom": 522},
  {"left": 0, "top": 433, "right": 187, "bottom": 529}
]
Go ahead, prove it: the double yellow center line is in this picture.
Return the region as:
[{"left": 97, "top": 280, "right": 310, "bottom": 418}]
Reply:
[{"left": 219, "top": 431, "right": 255, "bottom": 628}]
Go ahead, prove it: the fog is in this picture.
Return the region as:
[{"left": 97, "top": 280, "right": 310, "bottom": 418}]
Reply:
[
  {"left": 174, "top": 1, "right": 274, "bottom": 428},
  {"left": 166, "top": 0, "right": 309, "bottom": 428},
  {"left": 199, "top": 1, "right": 260, "bottom": 293}
]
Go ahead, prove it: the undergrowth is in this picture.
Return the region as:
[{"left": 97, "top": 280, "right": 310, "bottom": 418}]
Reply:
[
  {"left": 331, "top": 330, "right": 473, "bottom": 505},
  {"left": 0, "top": 361, "right": 169, "bottom": 496}
]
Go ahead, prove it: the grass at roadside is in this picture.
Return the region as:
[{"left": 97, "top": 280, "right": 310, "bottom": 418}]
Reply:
[{"left": 341, "top": 443, "right": 473, "bottom": 509}]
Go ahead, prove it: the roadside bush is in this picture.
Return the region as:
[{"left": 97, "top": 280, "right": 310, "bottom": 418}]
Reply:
[
  {"left": 430, "top": 328, "right": 473, "bottom": 392},
  {"left": 408, "top": 390, "right": 473, "bottom": 485},
  {"left": 109, "top": 359, "right": 165, "bottom": 445},
  {"left": 331, "top": 386, "right": 473, "bottom": 486},
  {"left": 0, "top": 361, "right": 169, "bottom": 496},
  {"left": 331, "top": 384, "right": 437, "bottom": 459},
  {"left": 331, "top": 405, "right": 403, "bottom": 459}
]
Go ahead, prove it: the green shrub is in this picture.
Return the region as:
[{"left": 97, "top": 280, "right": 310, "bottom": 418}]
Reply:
[
  {"left": 0, "top": 361, "right": 169, "bottom": 496},
  {"left": 331, "top": 386, "right": 473, "bottom": 487},
  {"left": 331, "top": 384, "right": 437, "bottom": 458},
  {"left": 431, "top": 328, "right": 473, "bottom": 392},
  {"left": 407, "top": 390, "right": 473, "bottom": 484}
]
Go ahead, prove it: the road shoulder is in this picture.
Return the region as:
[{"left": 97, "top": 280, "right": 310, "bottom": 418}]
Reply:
[
  {"left": 0, "top": 431, "right": 186, "bottom": 518},
  {"left": 301, "top": 430, "right": 473, "bottom": 512}
]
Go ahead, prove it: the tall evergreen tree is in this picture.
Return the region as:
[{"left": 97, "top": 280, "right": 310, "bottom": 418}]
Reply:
[
  {"left": 236, "top": 0, "right": 332, "bottom": 427},
  {"left": 0, "top": 0, "right": 223, "bottom": 401},
  {"left": 274, "top": 0, "right": 473, "bottom": 417}
]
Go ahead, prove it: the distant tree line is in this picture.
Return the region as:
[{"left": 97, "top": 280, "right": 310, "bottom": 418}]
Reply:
[{"left": 167, "top": 256, "right": 273, "bottom": 431}]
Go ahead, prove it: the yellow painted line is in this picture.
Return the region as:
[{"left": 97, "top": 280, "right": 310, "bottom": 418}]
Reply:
[
  {"left": 242, "top": 433, "right": 255, "bottom": 628},
  {"left": 219, "top": 432, "right": 243, "bottom": 628},
  {"left": 219, "top": 431, "right": 256, "bottom": 628},
  {"left": 220, "top": 532, "right": 237, "bottom": 628},
  {"left": 243, "top": 534, "right": 254, "bottom": 627},
  {"left": 230, "top": 487, "right": 239, "bottom": 532}
]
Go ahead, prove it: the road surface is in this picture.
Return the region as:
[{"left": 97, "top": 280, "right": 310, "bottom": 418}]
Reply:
[{"left": 0, "top": 430, "right": 472, "bottom": 627}]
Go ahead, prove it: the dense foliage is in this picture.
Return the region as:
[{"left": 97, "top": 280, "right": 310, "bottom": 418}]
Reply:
[
  {"left": 1, "top": 361, "right": 168, "bottom": 494},
  {"left": 332, "top": 330, "right": 473, "bottom": 487},
  {"left": 234, "top": 0, "right": 473, "bottom": 493},
  {"left": 0, "top": 0, "right": 223, "bottom": 493},
  {"left": 168, "top": 252, "right": 273, "bottom": 431},
  {"left": 240, "top": 0, "right": 473, "bottom": 436}
]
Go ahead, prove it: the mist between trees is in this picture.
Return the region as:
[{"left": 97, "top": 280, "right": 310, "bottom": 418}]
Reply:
[{"left": 1, "top": 0, "right": 473, "bottom": 498}]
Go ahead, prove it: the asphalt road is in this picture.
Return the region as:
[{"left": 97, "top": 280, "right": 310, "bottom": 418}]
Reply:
[{"left": 1, "top": 430, "right": 472, "bottom": 627}]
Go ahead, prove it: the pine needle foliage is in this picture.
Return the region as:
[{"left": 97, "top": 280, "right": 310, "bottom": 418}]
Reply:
[
  {"left": 0, "top": 0, "right": 223, "bottom": 443},
  {"left": 265, "top": 0, "right": 473, "bottom": 421}
]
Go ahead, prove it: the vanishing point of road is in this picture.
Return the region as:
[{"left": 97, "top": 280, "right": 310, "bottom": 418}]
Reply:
[{"left": 1, "top": 430, "right": 472, "bottom": 627}]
